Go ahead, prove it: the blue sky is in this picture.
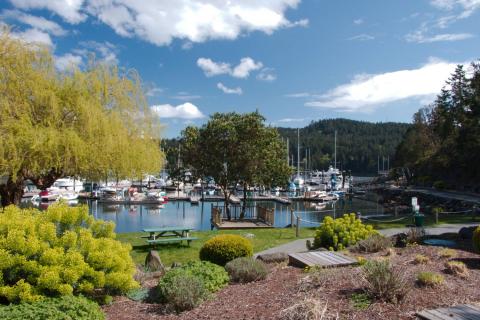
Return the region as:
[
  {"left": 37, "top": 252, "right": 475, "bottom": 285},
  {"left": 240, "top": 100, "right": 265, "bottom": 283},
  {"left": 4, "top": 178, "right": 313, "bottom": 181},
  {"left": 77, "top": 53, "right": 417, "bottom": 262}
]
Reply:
[{"left": 1, "top": 0, "right": 479, "bottom": 137}]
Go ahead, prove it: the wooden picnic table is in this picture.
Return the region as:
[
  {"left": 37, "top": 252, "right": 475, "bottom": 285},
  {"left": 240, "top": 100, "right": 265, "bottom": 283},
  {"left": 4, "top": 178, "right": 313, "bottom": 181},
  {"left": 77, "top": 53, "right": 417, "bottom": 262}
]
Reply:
[{"left": 141, "top": 226, "right": 198, "bottom": 246}]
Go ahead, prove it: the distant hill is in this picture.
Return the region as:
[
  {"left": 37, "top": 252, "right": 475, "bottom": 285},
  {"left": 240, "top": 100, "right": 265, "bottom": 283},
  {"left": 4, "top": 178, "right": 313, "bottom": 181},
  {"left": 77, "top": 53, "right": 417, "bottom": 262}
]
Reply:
[{"left": 277, "top": 118, "right": 411, "bottom": 175}]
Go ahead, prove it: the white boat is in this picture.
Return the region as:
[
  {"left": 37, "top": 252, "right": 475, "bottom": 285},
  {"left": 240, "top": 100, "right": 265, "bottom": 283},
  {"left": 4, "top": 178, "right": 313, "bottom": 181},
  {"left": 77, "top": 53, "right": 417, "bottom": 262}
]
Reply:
[
  {"left": 52, "top": 177, "right": 84, "bottom": 191},
  {"left": 58, "top": 192, "right": 79, "bottom": 201}
]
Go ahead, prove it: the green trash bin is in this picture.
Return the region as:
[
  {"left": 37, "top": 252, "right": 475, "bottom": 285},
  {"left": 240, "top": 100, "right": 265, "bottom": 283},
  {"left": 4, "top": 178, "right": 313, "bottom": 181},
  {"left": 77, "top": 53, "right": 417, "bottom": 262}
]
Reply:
[{"left": 414, "top": 214, "right": 425, "bottom": 227}]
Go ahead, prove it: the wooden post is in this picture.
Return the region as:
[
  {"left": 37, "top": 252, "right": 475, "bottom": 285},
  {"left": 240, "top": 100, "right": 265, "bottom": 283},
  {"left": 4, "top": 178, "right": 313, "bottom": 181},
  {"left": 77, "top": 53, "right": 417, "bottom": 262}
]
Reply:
[
  {"left": 394, "top": 206, "right": 398, "bottom": 217},
  {"left": 296, "top": 216, "right": 300, "bottom": 238},
  {"left": 290, "top": 208, "right": 294, "bottom": 228},
  {"left": 435, "top": 211, "right": 439, "bottom": 224}
]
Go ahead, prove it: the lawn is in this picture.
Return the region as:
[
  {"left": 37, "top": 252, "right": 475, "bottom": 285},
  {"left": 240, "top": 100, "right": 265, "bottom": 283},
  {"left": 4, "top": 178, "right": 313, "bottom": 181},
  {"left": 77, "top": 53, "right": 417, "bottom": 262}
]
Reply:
[{"left": 116, "top": 227, "right": 316, "bottom": 266}]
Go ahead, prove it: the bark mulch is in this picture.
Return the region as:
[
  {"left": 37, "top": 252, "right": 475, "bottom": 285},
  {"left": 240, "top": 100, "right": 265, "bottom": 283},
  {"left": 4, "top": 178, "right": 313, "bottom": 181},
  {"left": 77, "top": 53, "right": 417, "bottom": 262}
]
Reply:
[{"left": 104, "top": 239, "right": 480, "bottom": 320}]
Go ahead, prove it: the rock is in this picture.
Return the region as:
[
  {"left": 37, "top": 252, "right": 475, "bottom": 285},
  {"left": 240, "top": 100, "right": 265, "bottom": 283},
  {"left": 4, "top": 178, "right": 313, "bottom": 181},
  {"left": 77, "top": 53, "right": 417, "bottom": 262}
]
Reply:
[
  {"left": 243, "top": 233, "right": 255, "bottom": 239},
  {"left": 170, "top": 262, "right": 182, "bottom": 269},
  {"left": 256, "top": 252, "right": 289, "bottom": 264},
  {"left": 459, "top": 226, "right": 477, "bottom": 239},
  {"left": 145, "top": 250, "right": 165, "bottom": 273}
]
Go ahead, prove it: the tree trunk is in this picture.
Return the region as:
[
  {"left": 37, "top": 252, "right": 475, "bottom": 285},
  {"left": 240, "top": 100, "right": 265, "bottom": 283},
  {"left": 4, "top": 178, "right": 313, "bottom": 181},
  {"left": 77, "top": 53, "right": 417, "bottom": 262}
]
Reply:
[
  {"left": 240, "top": 182, "right": 247, "bottom": 220},
  {"left": 222, "top": 187, "right": 231, "bottom": 220},
  {"left": 0, "top": 176, "right": 24, "bottom": 207}
]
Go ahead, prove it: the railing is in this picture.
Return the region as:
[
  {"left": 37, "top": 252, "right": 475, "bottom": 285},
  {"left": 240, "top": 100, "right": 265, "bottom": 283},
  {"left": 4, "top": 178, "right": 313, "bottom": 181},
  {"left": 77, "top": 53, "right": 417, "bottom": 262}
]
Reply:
[
  {"left": 210, "top": 204, "right": 275, "bottom": 225},
  {"left": 257, "top": 206, "right": 275, "bottom": 225}
]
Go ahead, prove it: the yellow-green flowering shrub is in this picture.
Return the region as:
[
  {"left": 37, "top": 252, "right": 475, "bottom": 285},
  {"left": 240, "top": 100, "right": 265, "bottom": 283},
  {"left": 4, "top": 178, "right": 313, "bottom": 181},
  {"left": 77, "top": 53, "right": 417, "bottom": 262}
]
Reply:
[
  {"left": 312, "top": 213, "right": 377, "bottom": 251},
  {"left": 0, "top": 204, "right": 138, "bottom": 303}
]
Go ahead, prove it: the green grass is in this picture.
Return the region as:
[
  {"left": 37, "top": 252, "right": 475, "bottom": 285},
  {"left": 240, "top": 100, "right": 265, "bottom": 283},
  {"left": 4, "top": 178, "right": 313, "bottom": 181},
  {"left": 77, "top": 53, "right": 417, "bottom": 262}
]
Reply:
[
  {"left": 364, "top": 214, "right": 480, "bottom": 230},
  {"left": 117, "top": 227, "right": 316, "bottom": 266}
]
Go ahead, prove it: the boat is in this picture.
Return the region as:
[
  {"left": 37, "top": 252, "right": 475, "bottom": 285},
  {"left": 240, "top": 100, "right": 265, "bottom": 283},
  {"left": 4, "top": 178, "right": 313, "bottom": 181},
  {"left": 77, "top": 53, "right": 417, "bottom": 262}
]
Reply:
[
  {"left": 39, "top": 190, "right": 59, "bottom": 202},
  {"left": 58, "top": 192, "right": 79, "bottom": 201},
  {"left": 52, "top": 177, "right": 84, "bottom": 191}
]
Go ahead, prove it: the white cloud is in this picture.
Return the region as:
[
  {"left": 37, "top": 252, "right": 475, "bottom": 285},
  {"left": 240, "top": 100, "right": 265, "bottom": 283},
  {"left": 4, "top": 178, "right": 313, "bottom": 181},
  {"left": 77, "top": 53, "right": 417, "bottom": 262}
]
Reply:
[
  {"left": 305, "top": 59, "right": 462, "bottom": 112},
  {"left": 285, "top": 92, "right": 312, "bottom": 98},
  {"left": 232, "top": 57, "right": 263, "bottom": 78},
  {"left": 171, "top": 92, "right": 201, "bottom": 100},
  {"left": 217, "top": 82, "right": 243, "bottom": 95},
  {"left": 9, "top": 0, "right": 86, "bottom": 24},
  {"left": 75, "top": 41, "right": 118, "bottom": 64},
  {"left": 1, "top": 9, "right": 67, "bottom": 36},
  {"left": 406, "top": 31, "right": 473, "bottom": 43},
  {"left": 277, "top": 118, "right": 305, "bottom": 123},
  {"left": 348, "top": 34, "right": 375, "bottom": 41},
  {"left": 9, "top": 1, "right": 305, "bottom": 46},
  {"left": 11, "top": 27, "right": 52, "bottom": 46},
  {"left": 145, "top": 86, "right": 164, "bottom": 97},
  {"left": 430, "top": 0, "right": 480, "bottom": 17},
  {"left": 257, "top": 68, "right": 277, "bottom": 81},
  {"left": 197, "top": 57, "right": 263, "bottom": 79},
  {"left": 55, "top": 53, "right": 82, "bottom": 70},
  {"left": 197, "top": 58, "right": 231, "bottom": 77},
  {"left": 353, "top": 18, "right": 364, "bottom": 25},
  {"left": 151, "top": 102, "right": 204, "bottom": 119}
]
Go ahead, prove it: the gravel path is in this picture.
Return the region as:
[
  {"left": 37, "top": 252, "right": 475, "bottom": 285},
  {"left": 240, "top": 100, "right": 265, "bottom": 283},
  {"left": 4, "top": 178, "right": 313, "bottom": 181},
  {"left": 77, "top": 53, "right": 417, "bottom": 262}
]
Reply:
[{"left": 254, "top": 223, "right": 479, "bottom": 256}]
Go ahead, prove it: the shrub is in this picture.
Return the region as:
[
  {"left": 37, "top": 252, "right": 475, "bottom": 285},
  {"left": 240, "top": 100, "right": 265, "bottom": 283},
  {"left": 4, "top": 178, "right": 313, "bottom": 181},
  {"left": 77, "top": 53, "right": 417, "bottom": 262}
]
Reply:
[
  {"left": 473, "top": 226, "right": 480, "bottom": 253},
  {"left": 414, "top": 254, "right": 430, "bottom": 265},
  {"left": 256, "top": 252, "right": 289, "bottom": 264},
  {"left": 0, "top": 295, "right": 104, "bottom": 320},
  {"left": 438, "top": 248, "right": 456, "bottom": 259},
  {"left": 406, "top": 227, "right": 425, "bottom": 244},
  {"left": 279, "top": 298, "right": 327, "bottom": 320},
  {"left": 0, "top": 204, "right": 137, "bottom": 303},
  {"left": 157, "top": 261, "right": 228, "bottom": 297},
  {"left": 225, "top": 258, "right": 268, "bottom": 283},
  {"left": 312, "top": 213, "right": 377, "bottom": 251},
  {"left": 433, "top": 180, "right": 446, "bottom": 190},
  {"left": 417, "top": 272, "right": 444, "bottom": 287},
  {"left": 351, "top": 234, "right": 392, "bottom": 253},
  {"left": 444, "top": 261, "right": 469, "bottom": 278},
  {"left": 199, "top": 234, "right": 253, "bottom": 266},
  {"left": 158, "top": 272, "right": 208, "bottom": 313},
  {"left": 362, "top": 259, "right": 408, "bottom": 304},
  {"left": 350, "top": 292, "right": 371, "bottom": 310}
]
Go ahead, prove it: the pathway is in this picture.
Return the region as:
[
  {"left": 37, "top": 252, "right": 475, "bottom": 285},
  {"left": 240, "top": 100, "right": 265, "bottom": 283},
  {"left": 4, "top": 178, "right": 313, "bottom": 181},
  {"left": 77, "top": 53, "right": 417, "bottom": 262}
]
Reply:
[
  {"left": 406, "top": 187, "right": 480, "bottom": 205},
  {"left": 254, "top": 223, "right": 479, "bottom": 257}
]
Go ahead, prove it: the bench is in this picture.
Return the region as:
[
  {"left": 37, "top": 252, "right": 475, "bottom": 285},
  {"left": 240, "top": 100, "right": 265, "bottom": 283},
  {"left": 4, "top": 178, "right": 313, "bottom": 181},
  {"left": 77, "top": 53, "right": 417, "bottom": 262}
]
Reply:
[{"left": 146, "top": 237, "right": 198, "bottom": 246}]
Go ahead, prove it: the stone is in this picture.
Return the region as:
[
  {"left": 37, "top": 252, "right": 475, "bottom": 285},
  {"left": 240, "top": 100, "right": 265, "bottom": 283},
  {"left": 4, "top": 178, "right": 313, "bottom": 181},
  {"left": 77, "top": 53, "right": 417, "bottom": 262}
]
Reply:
[
  {"left": 459, "top": 226, "right": 477, "bottom": 239},
  {"left": 390, "top": 233, "right": 408, "bottom": 248},
  {"left": 145, "top": 250, "right": 165, "bottom": 273},
  {"left": 243, "top": 233, "right": 255, "bottom": 239}
]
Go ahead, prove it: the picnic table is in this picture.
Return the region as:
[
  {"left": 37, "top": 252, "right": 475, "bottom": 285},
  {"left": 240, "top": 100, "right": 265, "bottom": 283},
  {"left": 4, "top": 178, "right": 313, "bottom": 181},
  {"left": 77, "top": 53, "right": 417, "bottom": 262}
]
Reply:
[{"left": 141, "top": 226, "right": 198, "bottom": 246}]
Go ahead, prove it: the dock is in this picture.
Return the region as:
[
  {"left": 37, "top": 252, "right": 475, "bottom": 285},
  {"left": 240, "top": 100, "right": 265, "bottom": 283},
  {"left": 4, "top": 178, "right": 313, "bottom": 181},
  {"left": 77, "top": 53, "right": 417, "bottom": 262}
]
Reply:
[
  {"left": 213, "top": 220, "right": 273, "bottom": 229},
  {"left": 417, "top": 304, "right": 480, "bottom": 320},
  {"left": 288, "top": 251, "right": 358, "bottom": 268}
]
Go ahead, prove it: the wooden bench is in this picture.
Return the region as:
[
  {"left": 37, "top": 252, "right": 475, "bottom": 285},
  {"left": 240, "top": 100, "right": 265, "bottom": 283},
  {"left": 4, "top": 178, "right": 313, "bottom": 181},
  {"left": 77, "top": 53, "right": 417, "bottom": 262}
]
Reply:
[{"left": 146, "top": 237, "right": 198, "bottom": 246}]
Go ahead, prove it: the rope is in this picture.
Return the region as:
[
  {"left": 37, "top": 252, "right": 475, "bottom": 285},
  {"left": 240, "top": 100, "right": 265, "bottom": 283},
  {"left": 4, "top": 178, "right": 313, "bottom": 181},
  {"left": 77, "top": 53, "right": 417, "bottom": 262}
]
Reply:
[
  {"left": 439, "top": 209, "right": 472, "bottom": 214},
  {"left": 360, "top": 216, "right": 410, "bottom": 223}
]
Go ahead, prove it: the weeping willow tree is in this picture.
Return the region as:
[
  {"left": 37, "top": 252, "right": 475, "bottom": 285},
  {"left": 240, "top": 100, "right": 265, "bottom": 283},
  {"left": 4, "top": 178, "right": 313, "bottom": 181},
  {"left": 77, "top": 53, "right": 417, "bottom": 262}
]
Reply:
[{"left": 0, "top": 30, "right": 164, "bottom": 206}]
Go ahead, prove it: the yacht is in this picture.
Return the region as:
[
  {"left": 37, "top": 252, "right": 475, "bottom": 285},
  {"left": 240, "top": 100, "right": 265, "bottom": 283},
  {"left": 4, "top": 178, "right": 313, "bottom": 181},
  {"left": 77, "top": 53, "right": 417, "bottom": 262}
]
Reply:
[{"left": 52, "top": 177, "right": 84, "bottom": 191}]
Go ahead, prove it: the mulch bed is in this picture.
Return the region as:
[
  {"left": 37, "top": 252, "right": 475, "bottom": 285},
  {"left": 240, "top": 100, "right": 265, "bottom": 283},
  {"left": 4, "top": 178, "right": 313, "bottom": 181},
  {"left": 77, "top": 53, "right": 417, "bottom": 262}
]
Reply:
[{"left": 104, "top": 237, "right": 480, "bottom": 320}]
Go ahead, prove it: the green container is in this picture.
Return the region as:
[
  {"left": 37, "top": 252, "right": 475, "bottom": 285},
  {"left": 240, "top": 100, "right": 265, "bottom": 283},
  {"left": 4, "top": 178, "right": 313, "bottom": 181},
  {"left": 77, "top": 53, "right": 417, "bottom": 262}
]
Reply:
[{"left": 414, "top": 214, "right": 425, "bottom": 227}]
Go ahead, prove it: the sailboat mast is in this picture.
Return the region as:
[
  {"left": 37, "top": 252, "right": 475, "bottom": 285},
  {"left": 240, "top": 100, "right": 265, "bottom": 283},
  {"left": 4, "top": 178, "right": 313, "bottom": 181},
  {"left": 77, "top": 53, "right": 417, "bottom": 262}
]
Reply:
[
  {"left": 334, "top": 130, "right": 337, "bottom": 170},
  {"left": 297, "top": 128, "right": 300, "bottom": 177},
  {"left": 286, "top": 137, "right": 289, "bottom": 165}
]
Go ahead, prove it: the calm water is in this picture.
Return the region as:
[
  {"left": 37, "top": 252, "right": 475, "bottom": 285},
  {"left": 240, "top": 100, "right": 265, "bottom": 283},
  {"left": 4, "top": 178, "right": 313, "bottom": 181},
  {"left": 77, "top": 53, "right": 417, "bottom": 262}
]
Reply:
[{"left": 83, "top": 194, "right": 384, "bottom": 233}]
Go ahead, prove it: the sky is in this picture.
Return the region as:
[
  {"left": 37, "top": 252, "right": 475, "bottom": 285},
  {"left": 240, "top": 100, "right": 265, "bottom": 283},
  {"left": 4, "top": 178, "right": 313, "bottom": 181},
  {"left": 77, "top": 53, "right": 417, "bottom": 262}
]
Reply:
[{"left": 1, "top": 0, "right": 479, "bottom": 138}]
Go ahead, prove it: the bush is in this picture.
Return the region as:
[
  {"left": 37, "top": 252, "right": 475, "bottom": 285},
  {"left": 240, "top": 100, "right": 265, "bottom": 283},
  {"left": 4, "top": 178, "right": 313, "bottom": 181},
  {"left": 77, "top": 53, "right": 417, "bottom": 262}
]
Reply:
[
  {"left": 312, "top": 213, "right": 377, "bottom": 251},
  {"left": 158, "top": 261, "right": 228, "bottom": 297},
  {"left": 413, "top": 254, "right": 430, "bottom": 265},
  {"left": 362, "top": 259, "right": 408, "bottom": 304},
  {"left": 433, "top": 180, "right": 446, "bottom": 190},
  {"left": 158, "top": 272, "right": 208, "bottom": 313},
  {"left": 256, "top": 252, "right": 289, "bottom": 264},
  {"left": 444, "top": 261, "right": 468, "bottom": 278},
  {"left": 279, "top": 298, "right": 327, "bottom": 320},
  {"left": 406, "top": 227, "right": 425, "bottom": 244},
  {"left": 417, "top": 272, "right": 444, "bottom": 287},
  {"left": 351, "top": 234, "right": 392, "bottom": 253},
  {"left": 225, "top": 258, "right": 268, "bottom": 283},
  {"left": 0, "top": 295, "right": 104, "bottom": 320},
  {"left": 199, "top": 234, "right": 253, "bottom": 266},
  {"left": 473, "top": 226, "right": 480, "bottom": 253},
  {"left": 438, "top": 248, "right": 456, "bottom": 259},
  {"left": 0, "top": 204, "right": 138, "bottom": 303}
]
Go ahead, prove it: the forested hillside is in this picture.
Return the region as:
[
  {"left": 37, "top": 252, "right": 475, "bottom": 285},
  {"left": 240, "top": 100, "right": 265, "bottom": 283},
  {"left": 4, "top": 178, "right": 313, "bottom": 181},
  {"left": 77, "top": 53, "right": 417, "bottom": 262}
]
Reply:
[
  {"left": 278, "top": 119, "right": 411, "bottom": 174},
  {"left": 394, "top": 62, "right": 480, "bottom": 191}
]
